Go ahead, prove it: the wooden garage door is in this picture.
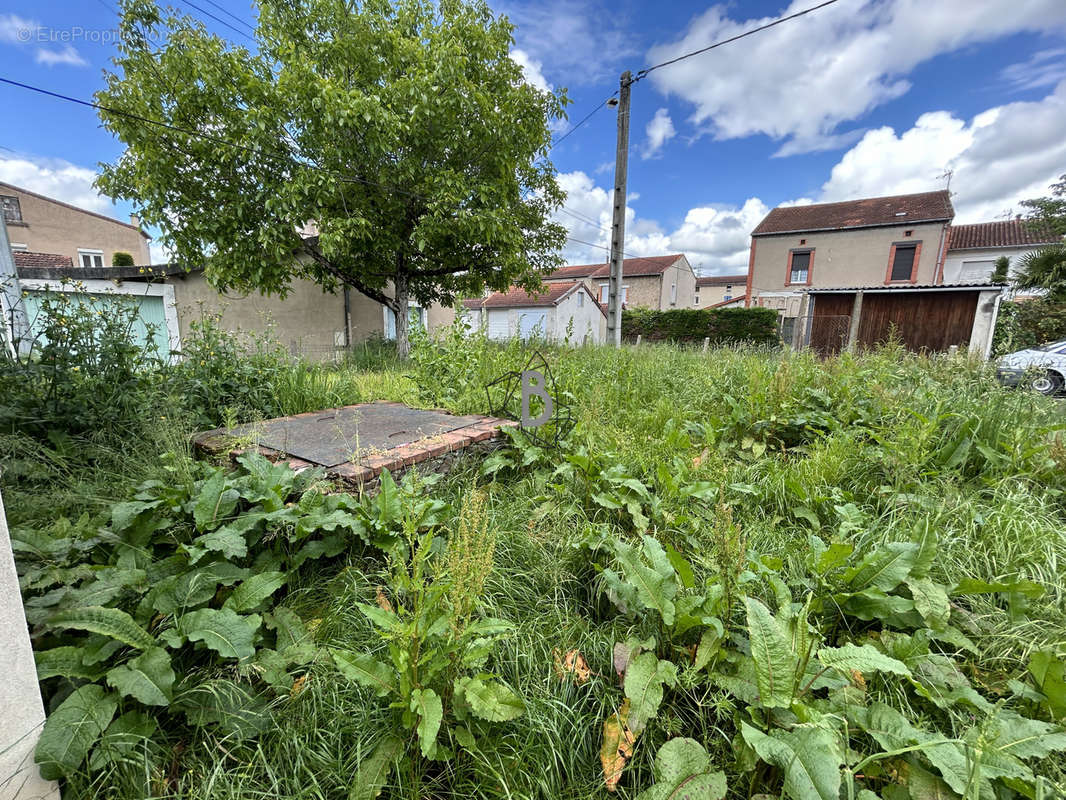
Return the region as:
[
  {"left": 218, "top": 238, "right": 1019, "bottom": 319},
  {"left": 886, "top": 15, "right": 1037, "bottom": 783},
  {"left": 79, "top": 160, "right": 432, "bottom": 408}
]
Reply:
[{"left": 857, "top": 292, "right": 976, "bottom": 353}]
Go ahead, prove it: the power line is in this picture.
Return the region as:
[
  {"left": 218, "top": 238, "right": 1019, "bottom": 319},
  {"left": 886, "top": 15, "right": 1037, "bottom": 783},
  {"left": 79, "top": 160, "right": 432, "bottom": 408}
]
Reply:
[
  {"left": 196, "top": 0, "right": 256, "bottom": 33},
  {"left": 549, "top": 93, "right": 617, "bottom": 151},
  {"left": 180, "top": 0, "right": 256, "bottom": 41},
  {"left": 558, "top": 206, "right": 611, "bottom": 234},
  {"left": 633, "top": 0, "right": 842, "bottom": 81}
]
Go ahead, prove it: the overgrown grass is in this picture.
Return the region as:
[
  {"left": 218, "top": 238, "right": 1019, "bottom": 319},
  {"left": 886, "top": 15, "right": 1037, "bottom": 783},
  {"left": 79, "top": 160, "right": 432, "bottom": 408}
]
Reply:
[{"left": 7, "top": 329, "right": 1066, "bottom": 799}]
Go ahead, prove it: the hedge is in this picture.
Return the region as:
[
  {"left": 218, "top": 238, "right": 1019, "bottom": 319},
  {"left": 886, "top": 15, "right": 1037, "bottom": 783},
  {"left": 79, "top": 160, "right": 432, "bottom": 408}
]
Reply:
[
  {"left": 622, "top": 307, "right": 779, "bottom": 345},
  {"left": 992, "top": 297, "right": 1066, "bottom": 355}
]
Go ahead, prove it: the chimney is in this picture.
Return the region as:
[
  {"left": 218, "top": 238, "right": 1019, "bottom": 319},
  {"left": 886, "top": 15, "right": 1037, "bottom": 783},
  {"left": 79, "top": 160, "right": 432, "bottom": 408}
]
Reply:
[{"left": 130, "top": 214, "right": 141, "bottom": 228}]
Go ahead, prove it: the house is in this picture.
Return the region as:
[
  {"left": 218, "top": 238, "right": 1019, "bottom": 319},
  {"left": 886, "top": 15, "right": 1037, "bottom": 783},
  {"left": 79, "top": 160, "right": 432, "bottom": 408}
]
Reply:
[
  {"left": 694, "top": 274, "right": 746, "bottom": 308},
  {"left": 461, "top": 281, "right": 605, "bottom": 344},
  {"left": 746, "top": 190, "right": 1004, "bottom": 356},
  {"left": 1, "top": 181, "right": 151, "bottom": 267},
  {"left": 942, "top": 218, "right": 1060, "bottom": 291},
  {"left": 543, "top": 254, "right": 697, "bottom": 310}
]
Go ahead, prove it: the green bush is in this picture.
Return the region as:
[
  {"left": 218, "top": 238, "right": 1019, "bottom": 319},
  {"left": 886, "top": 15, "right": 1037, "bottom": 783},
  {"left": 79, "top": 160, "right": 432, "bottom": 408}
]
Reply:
[
  {"left": 622, "top": 306, "right": 779, "bottom": 345},
  {"left": 111, "top": 252, "right": 135, "bottom": 267},
  {"left": 992, "top": 297, "right": 1066, "bottom": 354}
]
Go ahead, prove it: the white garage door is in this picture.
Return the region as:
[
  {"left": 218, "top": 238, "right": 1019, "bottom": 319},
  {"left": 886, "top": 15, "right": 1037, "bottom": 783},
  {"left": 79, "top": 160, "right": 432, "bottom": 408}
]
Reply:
[
  {"left": 518, "top": 310, "right": 547, "bottom": 339},
  {"left": 487, "top": 310, "right": 510, "bottom": 341}
]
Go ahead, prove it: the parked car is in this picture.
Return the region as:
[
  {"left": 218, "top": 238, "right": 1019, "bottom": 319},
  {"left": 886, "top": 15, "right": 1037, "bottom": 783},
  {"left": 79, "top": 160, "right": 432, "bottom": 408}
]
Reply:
[{"left": 996, "top": 340, "right": 1066, "bottom": 395}]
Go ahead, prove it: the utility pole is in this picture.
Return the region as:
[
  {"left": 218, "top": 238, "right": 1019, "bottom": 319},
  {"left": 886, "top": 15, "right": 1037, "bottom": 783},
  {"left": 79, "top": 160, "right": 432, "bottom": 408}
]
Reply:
[
  {"left": 606, "top": 70, "right": 632, "bottom": 347},
  {"left": 0, "top": 214, "right": 29, "bottom": 358}
]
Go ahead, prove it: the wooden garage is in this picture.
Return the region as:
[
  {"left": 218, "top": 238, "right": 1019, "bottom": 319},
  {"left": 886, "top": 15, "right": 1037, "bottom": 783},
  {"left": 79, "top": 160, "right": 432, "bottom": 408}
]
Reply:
[{"left": 805, "top": 285, "right": 1004, "bottom": 357}]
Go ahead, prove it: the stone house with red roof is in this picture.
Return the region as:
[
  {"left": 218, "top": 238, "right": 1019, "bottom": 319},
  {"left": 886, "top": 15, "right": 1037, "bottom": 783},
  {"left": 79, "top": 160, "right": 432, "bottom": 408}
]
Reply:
[
  {"left": 460, "top": 281, "right": 605, "bottom": 344},
  {"left": 542, "top": 254, "right": 696, "bottom": 310},
  {"left": 695, "top": 274, "right": 747, "bottom": 308}
]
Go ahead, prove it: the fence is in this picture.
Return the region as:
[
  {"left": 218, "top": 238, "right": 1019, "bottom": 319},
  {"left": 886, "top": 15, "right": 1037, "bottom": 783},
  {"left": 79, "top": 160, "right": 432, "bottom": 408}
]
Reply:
[{"left": 780, "top": 314, "right": 851, "bottom": 356}]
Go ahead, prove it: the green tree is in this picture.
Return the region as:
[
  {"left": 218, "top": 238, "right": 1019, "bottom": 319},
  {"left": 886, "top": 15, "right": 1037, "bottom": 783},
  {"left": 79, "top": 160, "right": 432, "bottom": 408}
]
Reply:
[
  {"left": 111, "top": 251, "right": 135, "bottom": 266},
  {"left": 991, "top": 255, "right": 1009, "bottom": 284},
  {"left": 1015, "top": 245, "right": 1066, "bottom": 300},
  {"left": 1020, "top": 173, "right": 1066, "bottom": 238},
  {"left": 96, "top": 0, "right": 568, "bottom": 357}
]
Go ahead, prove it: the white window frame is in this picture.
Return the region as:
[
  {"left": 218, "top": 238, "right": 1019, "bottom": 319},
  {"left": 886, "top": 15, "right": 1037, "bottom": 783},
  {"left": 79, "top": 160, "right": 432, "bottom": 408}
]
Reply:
[
  {"left": 577, "top": 291, "right": 585, "bottom": 307},
  {"left": 9, "top": 242, "right": 27, "bottom": 252},
  {"left": 78, "top": 248, "right": 104, "bottom": 268},
  {"left": 598, "top": 283, "right": 608, "bottom": 303}
]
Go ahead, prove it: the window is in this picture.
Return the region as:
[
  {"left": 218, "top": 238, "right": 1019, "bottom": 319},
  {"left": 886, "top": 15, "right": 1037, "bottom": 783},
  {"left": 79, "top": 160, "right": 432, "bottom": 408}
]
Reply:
[
  {"left": 788, "top": 250, "right": 812, "bottom": 284},
  {"left": 621, "top": 285, "right": 628, "bottom": 304},
  {"left": 599, "top": 284, "right": 609, "bottom": 303},
  {"left": 577, "top": 291, "right": 585, "bottom": 307},
  {"left": 9, "top": 242, "right": 27, "bottom": 252},
  {"left": 694, "top": 293, "right": 700, "bottom": 306},
  {"left": 670, "top": 283, "right": 677, "bottom": 304},
  {"left": 2, "top": 195, "right": 22, "bottom": 223},
  {"left": 888, "top": 243, "right": 917, "bottom": 282},
  {"left": 79, "top": 249, "right": 104, "bottom": 268}
]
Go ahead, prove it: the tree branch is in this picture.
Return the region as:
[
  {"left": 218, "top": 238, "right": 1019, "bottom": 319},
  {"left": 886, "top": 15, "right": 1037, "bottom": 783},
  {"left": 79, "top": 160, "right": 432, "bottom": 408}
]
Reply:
[{"left": 300, "top": 240, "right": 397, "bottom": 309}]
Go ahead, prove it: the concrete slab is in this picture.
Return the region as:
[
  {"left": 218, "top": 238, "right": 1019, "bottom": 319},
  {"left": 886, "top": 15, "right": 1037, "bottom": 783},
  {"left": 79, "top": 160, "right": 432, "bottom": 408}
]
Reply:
[{"left": 194, "top": 402, "right": 517, "bottom": 490}]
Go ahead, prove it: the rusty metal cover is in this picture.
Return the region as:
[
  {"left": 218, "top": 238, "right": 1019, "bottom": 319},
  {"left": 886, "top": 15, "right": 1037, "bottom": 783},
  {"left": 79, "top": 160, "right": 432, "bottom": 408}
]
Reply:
[{"left": 226, "top": 405, "right": 485, "bottom": 467}]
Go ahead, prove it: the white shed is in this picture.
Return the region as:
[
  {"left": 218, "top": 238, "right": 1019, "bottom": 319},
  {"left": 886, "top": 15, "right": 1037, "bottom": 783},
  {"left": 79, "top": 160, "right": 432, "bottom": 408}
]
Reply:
[{"left": 462, "top": 281, "right": 606, "bottom": 344}]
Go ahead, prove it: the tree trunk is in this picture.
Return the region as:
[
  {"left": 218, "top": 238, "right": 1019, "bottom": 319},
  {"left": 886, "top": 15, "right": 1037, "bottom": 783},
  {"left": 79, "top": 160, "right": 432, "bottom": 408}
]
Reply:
[{"left": 394, "top": 272, "right": 410, "bottom": 360}]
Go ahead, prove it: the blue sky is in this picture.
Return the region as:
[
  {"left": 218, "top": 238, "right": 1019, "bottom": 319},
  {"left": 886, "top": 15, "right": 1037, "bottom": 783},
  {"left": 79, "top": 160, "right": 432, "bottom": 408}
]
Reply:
[{"left": 1, "top": 0, "right": 1065, "bottom": 273}]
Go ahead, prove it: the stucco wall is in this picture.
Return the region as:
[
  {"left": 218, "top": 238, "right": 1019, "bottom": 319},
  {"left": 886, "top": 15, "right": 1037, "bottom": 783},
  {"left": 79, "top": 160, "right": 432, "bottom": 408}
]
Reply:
[
  {"left": 555, "top": 287, "right": 606, "bottom": 344},
  {"left": 2, "top": 183, "right": 151, "bottom": 266},
  {"left": 169, "top": 272, "right": 384, "bottom": 357},
  {"left": 695, "top": 280, "right": 744, "bottom": 308},
  {"left": 658, "top": 257, "right": 697, "bottom": 309},
  {"left": 750, "top": 221, "right": 948, "bottom": 306}
]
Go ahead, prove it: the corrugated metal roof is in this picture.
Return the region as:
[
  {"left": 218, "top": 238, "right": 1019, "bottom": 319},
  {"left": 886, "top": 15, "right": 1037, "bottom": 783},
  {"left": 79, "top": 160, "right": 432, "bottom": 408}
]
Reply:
[{"left": 806, "top": 283, "right": 1004, "bottom": 294}]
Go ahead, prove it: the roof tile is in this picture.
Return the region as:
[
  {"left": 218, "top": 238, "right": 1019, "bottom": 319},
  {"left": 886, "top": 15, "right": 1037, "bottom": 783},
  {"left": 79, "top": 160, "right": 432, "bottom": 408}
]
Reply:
[
  {"left": 752, "top": 191, "right": 954, "bottom": 236},
  {"left": 12, "top": 251, "right": 74, "bottom": 269},
  {"left": 697, "top": 273, "right": 746, "bottom": 287},
  {"left": 546, "top": 254, "right": 683, "bottom": 280},
  {"left": 947, "top": 219, "right": 1060, "bottom": 250}
]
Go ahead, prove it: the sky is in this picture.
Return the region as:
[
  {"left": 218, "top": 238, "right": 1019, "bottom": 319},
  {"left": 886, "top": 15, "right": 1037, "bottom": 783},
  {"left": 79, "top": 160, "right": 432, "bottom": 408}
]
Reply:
[{"left": 0, "top": 0, "right": 1065, "bottom": 274}]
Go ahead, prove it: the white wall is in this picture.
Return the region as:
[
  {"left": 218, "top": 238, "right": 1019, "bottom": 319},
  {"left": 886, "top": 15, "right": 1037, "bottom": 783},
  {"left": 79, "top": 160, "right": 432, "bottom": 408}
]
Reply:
[
  {"left": 942, "top": 246, "right": 1044, "bottom": 284},
  {"left": 554, "top": 288, "right": 605, "bottom": 344}
]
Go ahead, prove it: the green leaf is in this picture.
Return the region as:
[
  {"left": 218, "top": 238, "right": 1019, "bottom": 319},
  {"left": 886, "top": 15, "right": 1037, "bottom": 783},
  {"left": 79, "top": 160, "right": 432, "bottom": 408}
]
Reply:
[
  {"left": 225, "top": 572, "right": 287, "bottom": 613},
  {"left": 350, "top": 736, "right": 404, "bottom": 800},
  {"left": 189, "top": 526, "right": 248, "bottom": 561},
  {"left": 88, "top": 711, "right": 157, "bottom": 771},
  {"left": 624, "top": 651, "right": 677, "bottom": 733},
  {"left": 907, "top": 578, "right": 951, "bottom": 631},
  {"left": 817, "top": 643, "right": 911, "bottom": 677},
  {"left": 635, "top": 737, "right": 727, "bottom": 800},
  {"left": 844, "top": 541, "right": 918, "bottom": 592},
  {"left": 741, "top": 722, "right": 843, "bottom": 800},
  {"left": 460, "top": 677, "right": 525, "bottom": 722},
  {"left": 1028, "top": 650, "right": 1066, "bottom": 719},
  {"left": 410, "top": 688, "right": 443, "bottom": 758},
  {"left": 35, "top": 684, "right": 118, "bottom": 780},
  {"left": 173, "top": 678, "right": 271, "bottom": 739},
  {"left": 951, "top": 578, "right": 1044, "bottom": 598},
  {"left": 178, "top": 608, "right": 260, "bottom": 660},
  {"left": 35, "top": 646, "right": 103, "bottom": 681},
  {"left": 744, "top": 596, "right": 798, "bottom": 708},
  {"left": 612, "top": 536, "right": 677, "bottom": 625},
  {"left": 47, "top": 606, "right": 155, "bottom": 650},
  {"left": 332, "top": 650, "right": 397, "bottom": 697},
  {"left": 193, "top": 469, "right": 240, "bottom": 531},
  {"left": 106, "top": 647, "right": 176, "bottom": 706}
]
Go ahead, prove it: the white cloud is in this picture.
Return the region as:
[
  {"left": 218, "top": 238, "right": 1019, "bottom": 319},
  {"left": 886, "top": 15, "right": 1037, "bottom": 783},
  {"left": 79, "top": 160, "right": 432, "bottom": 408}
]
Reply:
[
  {"left": 645, "top": 0, "right": 1066, "bottom": 155},
  {"left": 554, "top": 170, "right": 766, "bottom": 272},
  {"left": 35, "top": 45, "right": 88, "bottom": 67},
  {"left": 1001, "top": 48, "right": 1066, "bottom": 91},
  {"left": 0, "top": 13, "right": 36, "bottom": 44},
  {"left": 642, "top": 108, "right": 676, "bottom": 160},
  {"left": 511, "top": 48, "right": 552, "bottom": 93},
  {"left": 820, "top": 80, "right": 1066, "bottom": 222},
  {"left": 0, "top": 154, "right": 116, "bottom": 216},
  {"left": 495, "top": 0, "right": 637, "bottom": 86}
]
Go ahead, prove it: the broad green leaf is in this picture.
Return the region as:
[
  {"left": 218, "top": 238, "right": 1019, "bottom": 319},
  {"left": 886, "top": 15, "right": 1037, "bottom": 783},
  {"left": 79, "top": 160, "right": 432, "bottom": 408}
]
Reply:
[
  {"left": 47, "top": 606, "right": 155, "bottom": 650},
  {"left": 106, "top": 647, "right": 176, "bottom": 706},
  {"left": 350, "top": 735, "right": 404, "bottom": 800},
  {"left": 907, "top": 578, "right": 950, "bottom": 631},
  {"left": 612, "top": 536, "right": 677, "bottom": 625},
  {"left": 357, "top": 602, "right": 401, "bottom": 633},
  {"left": 1028, "top": 650, "right": 1066, "bottom": 719},
  {"left": 189, "top": 526, "right": 248, "bottom": 561},
  {"left": 460, "top": 677, "right": 525, "bottom": 722},
  {"left": 844, "top": 541, "right": 918, "bottom": 592},
  {"left": 694, "top": 623, "right": 725, "bottom": 672},
  {"left": 173, "top": 678, "right": 271, "bottom": 739},
  {"left": 178, "top": 608, "right": 260, "bottom": 660},
  {"left": 35, "top": 684, "right": 118, "bottom": 780},
  {"left": 225, "top": 571, "right": 287, "bottom": 612},
  {"left": 817, "top": 643, "right": 911, "bottom": 677},
  {"left": 332, "top": 650, "right": 397, "bottom": 696},
  {"left": 664, "top": 543, "right": 695, "bottom": 589},
  {"left": 744, "top": 596, "right": 798, "bottom": 708},
  {"left": 741, "top": 722, "right": 843, "bottom": 800},
  {"left": 410, "top": 688, "right": 443, "bottom": 758},
  {"left": 35, "top": 646, "right": 103, "bottom": 681},
  {"left": 951, "top": 578, "right": 1044, "bottom": 598},
  {"left": 88, "top": 710, "right": 157, "bottom": 771},
  {"left": 635, "top": 737, "right": 727, "bottom": 800},
  {"left": 624, "top": 651, "right": 677, "bottom": 733},
  {"left": 193, "top": 469, "right": 240, "bottom": 531},
  {"left": 150, "top": 563, "right": 250, "bottom": 614},
  {"left": 982, "top": 709, "right": 1066, "bottom": 760},
  {"left": 110, "top": 500, "right": 160, "bottom": 534}
]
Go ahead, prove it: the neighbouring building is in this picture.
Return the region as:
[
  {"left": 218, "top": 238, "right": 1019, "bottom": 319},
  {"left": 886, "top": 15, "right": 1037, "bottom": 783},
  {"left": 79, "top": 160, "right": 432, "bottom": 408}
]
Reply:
[
  {"left": 1, "top": 181, "right": 151, "bottom": 267},
  {"left": 942, "top": 218, "right": 1060, "bottom": 292},
  {"left": 694, "top": 274, "right": 747, "bottom": 308},
  {"left": 746, "top": 190, "right": 1004, "bottom": 356},
  {"left": 460, "top": 281, "right": 605, "bottom": 344},
  {"left": 543, "top": 254, "right": 697, "bottom": 310}
]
